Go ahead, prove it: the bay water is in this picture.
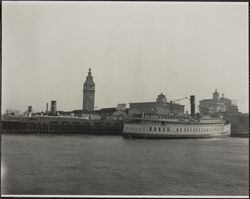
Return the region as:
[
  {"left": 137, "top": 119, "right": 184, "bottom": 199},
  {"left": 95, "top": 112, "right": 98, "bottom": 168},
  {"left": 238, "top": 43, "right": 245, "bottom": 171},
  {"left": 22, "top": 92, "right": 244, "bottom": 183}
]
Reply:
[{"left": 1, "top": 134, "right": 249, "bottom": 196}]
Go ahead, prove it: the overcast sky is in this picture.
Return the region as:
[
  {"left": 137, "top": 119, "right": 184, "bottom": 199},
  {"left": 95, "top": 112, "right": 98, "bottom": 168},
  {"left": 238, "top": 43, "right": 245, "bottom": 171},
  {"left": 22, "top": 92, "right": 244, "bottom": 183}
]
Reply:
[{"left": 2, "top": 1, "right": 248, "bottom": 114}]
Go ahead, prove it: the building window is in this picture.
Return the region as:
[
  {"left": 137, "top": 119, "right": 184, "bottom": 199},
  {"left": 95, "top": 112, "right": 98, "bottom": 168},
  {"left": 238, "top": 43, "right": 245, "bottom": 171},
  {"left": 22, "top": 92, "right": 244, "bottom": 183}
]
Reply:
[
  {"left": 163, "top": 128, "right": 165, "bottom": 131},
  {"left": 159, "top": 127, "right": 161, "bottom": 131},
  {"left": 177, "top": 128, "right": 178, "bottom": 132},
  {"left": 149, "top": 127, "right": 152, "bottom": 131},
  {"left": 180, "top": 128, "right": 182, "bottom": 132},
  {"left": 167, "top": 128, "right": 170, "bottom": 132},
  {"left": 154, "top": 127, "right": 156, "bottom": 131}
]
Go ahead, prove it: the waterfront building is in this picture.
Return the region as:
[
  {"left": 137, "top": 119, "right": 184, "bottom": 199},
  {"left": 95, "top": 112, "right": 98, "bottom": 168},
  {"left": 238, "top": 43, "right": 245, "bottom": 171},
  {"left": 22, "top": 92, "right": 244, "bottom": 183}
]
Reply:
[
  {"left": 129, "top": 93, "right": 185, "bottom": 116},
  {"left": 92, "top": 107, "right": 128, "bottom": 120},
  {"left": 83, "top": 68, "right": 95, "bottom": 112},
  {"left": 199, "top": 89, "right": 239, "bottom": 118},
  {"left": 231, "top": 113, "right": 249, "bottom": 135},
  {"left": 199, "top": 89, "right": 248, "bottom": 135}
]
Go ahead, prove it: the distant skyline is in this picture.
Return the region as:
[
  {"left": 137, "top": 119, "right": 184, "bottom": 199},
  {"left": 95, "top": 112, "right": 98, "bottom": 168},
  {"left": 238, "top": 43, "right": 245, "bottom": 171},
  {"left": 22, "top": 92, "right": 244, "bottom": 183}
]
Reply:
[{"left": 2, "top": 1, "right": 248, "bottom": 114}]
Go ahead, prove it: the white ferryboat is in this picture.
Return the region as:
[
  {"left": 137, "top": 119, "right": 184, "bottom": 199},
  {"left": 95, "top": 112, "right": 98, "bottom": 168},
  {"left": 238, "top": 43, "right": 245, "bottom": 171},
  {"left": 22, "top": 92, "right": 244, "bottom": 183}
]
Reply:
[{"left": 123, "top": 95, "right": 231, "bottom": 139}]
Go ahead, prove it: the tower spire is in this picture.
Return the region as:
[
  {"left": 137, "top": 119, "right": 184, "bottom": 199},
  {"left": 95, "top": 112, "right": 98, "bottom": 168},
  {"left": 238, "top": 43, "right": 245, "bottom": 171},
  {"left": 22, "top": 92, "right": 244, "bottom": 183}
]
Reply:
[{"left": 88, "top": 68, "right": 92, "bottom": 76}]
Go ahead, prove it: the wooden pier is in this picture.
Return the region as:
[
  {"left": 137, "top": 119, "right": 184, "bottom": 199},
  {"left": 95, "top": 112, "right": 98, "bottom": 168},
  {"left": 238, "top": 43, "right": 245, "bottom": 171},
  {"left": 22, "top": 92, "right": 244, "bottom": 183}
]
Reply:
[{"left": 1, "top": 116, "right": 124, "bottom": 135}]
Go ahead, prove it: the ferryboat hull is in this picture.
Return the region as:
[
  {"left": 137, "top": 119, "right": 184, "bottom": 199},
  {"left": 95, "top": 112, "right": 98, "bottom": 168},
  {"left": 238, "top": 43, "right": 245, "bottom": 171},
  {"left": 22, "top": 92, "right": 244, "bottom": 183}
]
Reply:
[
  {"left": 123, "top": 131, "right": 230, "bottom": 139},
  {"left": 122, "top": 119, "right": 231, "bottom": 139}
]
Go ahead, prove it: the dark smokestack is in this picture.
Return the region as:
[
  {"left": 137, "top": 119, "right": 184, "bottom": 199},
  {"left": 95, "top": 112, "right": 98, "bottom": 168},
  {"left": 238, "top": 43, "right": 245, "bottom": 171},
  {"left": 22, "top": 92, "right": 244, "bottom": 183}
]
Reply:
[
  {"left": 51, "top": 101, "right": 57, "bottom": 116},
  {"left": 190, "top": 95, "right": 195, "bottom": 117},
  {"left": 170, "top": 100, "right": 173, "bottom": 113},
  {"left": 46, "top": 103, "right": 48, "bottom": 114},
  {"left": 28, "top": 106, "right": 32, "bottom": 113}
]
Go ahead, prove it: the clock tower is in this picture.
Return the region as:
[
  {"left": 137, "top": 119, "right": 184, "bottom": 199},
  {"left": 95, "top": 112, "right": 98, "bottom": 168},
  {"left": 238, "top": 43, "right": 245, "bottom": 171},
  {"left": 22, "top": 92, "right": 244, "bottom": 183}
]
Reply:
[{"left": 83, "top": 68, "right": 95, "bottom": 112}]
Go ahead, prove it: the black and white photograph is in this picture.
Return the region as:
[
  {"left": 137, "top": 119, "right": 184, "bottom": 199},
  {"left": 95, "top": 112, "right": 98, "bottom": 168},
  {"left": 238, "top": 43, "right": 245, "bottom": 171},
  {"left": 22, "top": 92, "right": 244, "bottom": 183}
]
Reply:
[{"left": 1, "top": 1, "right": 249, "bottom": 198}]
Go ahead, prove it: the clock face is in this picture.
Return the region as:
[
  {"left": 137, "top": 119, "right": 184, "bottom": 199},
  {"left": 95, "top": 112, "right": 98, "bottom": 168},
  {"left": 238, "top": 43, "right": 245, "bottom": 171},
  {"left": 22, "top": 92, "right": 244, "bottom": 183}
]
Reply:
[{"left": 84, "top": 83, "right": 94, "bottom": 90}]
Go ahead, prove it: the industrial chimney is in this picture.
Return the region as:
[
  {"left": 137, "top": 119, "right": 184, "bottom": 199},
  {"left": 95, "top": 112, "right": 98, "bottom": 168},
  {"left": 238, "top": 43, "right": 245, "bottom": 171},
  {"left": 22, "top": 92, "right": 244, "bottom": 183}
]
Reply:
[
  {"left": 46, "top": 103, "right": 48, "bottom": 114},
  {"left": 28, "top": 106, "right": 32, "bottom": 113},
  {"left": 51, "top": 101, "right": 57, "bottom": 116},
  {"left": 190, "top": 95, "right": 195, "bottom": 117}
]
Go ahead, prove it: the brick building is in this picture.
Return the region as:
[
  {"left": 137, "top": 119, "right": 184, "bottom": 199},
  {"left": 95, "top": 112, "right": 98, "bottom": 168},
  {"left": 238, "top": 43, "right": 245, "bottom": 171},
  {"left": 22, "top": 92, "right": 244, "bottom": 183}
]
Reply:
[{"left": 129, "top": 93, "right": 184, "bottom": 115}]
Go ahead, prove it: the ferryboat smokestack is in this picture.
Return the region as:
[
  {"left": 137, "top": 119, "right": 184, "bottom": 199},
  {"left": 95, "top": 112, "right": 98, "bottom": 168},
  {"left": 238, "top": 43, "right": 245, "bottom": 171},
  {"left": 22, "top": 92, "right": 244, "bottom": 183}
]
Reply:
[{"left": 190, "top": 95, "right": 195, "bottom": 117}]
